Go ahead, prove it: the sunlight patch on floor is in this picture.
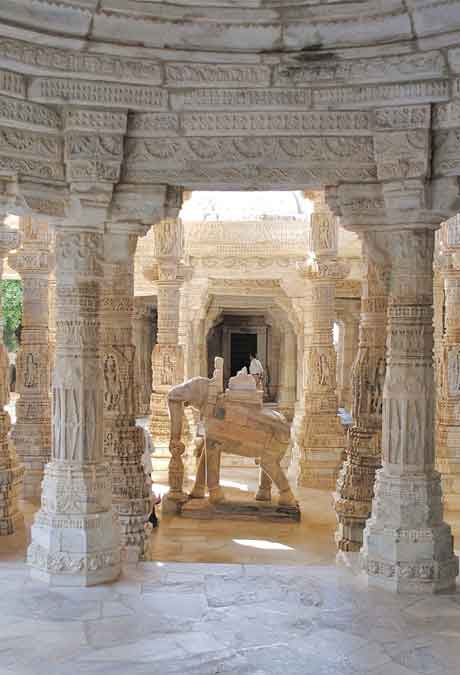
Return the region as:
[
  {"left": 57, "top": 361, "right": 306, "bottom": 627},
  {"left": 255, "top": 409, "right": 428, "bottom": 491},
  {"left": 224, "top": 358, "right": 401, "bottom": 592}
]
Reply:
[{"left": 232, "top": 539, "right": 295, "bottom": 551}]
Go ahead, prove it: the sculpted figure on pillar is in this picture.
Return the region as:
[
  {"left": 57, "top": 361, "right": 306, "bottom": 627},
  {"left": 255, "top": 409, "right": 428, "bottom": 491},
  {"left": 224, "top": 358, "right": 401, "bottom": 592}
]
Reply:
[
  {"left": 9, "top": 217, "right": 54, "bottom": 499},
  {"left": 0, "top": 220, "right": 24, "bottom": 536},
  {"left": 334, "top": 231, "right": 390, "bottom": 551},
  {"left": 296, "top": 191, "right": 348, "bottom": 489}
]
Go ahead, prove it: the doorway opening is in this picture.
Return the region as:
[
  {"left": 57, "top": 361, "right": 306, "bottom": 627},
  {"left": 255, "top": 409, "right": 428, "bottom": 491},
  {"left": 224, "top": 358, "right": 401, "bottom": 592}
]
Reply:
[{"left": 230, "top": 332, "right": 257, "bottom": 376}]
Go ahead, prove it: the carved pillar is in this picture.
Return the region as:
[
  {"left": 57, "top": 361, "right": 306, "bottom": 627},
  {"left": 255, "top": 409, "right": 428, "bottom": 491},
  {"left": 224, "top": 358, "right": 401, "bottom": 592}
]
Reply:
[
  {"left": 436, "top": 216, "right": 460, "bottom": 510},
  {"left": 0, "top": 223, "right": 24, "bottom": 535},
  {"left": 334, "top": 232, "right": 389, "bottom": 551},
  {"left": 28, "top": 223, "right": 121, "bottom": 584},
  {"left": 133, "top": 300, "right": 155, "bottom": 418},
  {"left": 27, "top": 111, "right": 128, "bottom": 584},
  {"left": 337, "top": 310, "right": 360, "bottom": 411},
  {"left": 102, "top": 228, "right": 151, "bottom": 561},
  {"left": 277, "top": 324, "right": 297, "bottom": 418},
  {"left": 361, "top": 229, "right": 458, "bottom": 592},
  {"left": 149, "top": 207, "right": 185, "bottom": 451},
  {"left": 9, "top": 217, "right": 53, "bottom": 499},
  {"left": 297, "top": 193, "right": 347, "bottom": 489}
]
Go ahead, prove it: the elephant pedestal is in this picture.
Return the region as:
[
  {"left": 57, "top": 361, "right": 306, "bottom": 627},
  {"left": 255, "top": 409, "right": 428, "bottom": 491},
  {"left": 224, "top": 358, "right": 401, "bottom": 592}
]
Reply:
[{"left": 181, "top": 497, "right": 301, "bottom": 522}]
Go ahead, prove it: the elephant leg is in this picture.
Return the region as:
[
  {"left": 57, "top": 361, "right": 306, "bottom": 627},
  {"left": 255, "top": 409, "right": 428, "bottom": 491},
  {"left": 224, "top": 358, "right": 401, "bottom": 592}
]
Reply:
[
  {"left": 189, "top": 441, "right": 206, "bottom": 498},
  {"left": 261, "top": 457, "right": 297, "bottom": 507},
  {"left": 256, "top": 464, "right": 272, "bottom": 502},
  {"left": 206, "top": 443, "right": 225, "bottom": 504}
]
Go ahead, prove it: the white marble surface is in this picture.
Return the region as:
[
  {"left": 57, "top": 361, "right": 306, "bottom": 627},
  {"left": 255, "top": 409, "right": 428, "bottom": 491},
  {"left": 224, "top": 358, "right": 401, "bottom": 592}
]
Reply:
[{"left": 0, "top": 554, "right": 459, "bottom": 675}]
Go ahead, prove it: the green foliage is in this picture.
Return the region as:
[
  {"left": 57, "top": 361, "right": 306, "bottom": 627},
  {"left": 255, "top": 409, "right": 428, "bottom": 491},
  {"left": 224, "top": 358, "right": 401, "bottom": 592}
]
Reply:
[{"left": 1, "top": 280, "right": 22, "bottom": 352}]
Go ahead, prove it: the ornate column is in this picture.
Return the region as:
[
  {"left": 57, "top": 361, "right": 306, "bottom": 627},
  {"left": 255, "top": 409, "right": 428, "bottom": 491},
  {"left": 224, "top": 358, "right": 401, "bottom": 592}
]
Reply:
[
  {"left": 334, "top": 231, "right": 389, "bottom": 551},
  {"left": 149, "top": 189, "right": 184, "bottom": 451},
  {"left": 102, "top": 224, "right": 152, "bottom": 561},
  {"left": 436, "top": 216, "right": 460, "bottom": 510},
  {"left": 133, "top": 299, "right": 155, "bottom": 418},
  {"left": 0, "top": 222, "right": 24, "bottom": 535},
  {"left": 27, "top": 110, "right": 129, "bottom": 585},
  {"left": 277, "top": 324, "right": 297, "bottom": 419},
  {"left": 9, "top": 218, "right": 53, "bottom": 499},
  {"left": 361, "top": 229, "right": 458, "bottom": 592},
  {"left": 297, "top": 192, "right": 347, "bottom": 489},
  {"left": 336, "top": 308, "right": 360, "bottom": 411}
]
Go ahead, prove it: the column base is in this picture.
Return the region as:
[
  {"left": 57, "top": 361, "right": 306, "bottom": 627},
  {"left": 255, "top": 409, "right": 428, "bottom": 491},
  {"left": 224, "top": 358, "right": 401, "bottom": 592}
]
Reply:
[
  {"left": 298, "top": 415, "right": 345, "bottom": 490},
  {"left": 28, "top": 462, "right": 121, "bottom": 587},
  {"left": 361, "top": 469, "right": 459, "bottom": 593},
  {"left": 333, "top": 426, "right": 381, "bottom": 552}
]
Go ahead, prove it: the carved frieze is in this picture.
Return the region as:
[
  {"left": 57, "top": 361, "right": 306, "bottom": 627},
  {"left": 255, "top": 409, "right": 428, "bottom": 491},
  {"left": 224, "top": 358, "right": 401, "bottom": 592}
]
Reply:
[
  {"left": 165, "top": 63, "right": 271, "bottom": 87},
  {"left": 123, "top": 165, "right": 377, "bottom": 188},
  {"left": 0, "top": 68, "right": 25, "bottom": 98},
  {"left": 0, "top": 95, "right": 60, "bottom": 130},
  {"left": 180, "top": 111, "right": 372, "bottom": 136},
  {"left": 0, "top": 38, "right": 162, "bottom": 84},
  {"left": 275, "top": 51, "right": 445, "bottom": 86},
  {"left": 0, "top": 127, "right": 61, "bottom": 161},
  {"left": 29, "top": 78, "right": 168, "bottom": 110},
  {"left": 171, "top": 88, "right": 312, "bottom": 110},
  {"left": 125, "top": 135, "right": 374, "bottom": 165},
  {"left": 64, "top": 109, "right": 127, "bottom": 134}
]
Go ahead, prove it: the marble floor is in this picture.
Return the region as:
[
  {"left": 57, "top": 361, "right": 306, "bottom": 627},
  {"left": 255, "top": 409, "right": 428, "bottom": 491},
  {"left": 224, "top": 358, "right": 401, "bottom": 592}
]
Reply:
[{"left": 1, "top": 465, "right": 460, "bottom": 674}]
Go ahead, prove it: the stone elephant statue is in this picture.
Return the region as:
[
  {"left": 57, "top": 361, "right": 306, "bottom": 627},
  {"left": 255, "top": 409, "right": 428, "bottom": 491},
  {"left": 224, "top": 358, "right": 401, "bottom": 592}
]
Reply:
[{"left": 167, "top": 358, "right": 297, "bottom": 507}]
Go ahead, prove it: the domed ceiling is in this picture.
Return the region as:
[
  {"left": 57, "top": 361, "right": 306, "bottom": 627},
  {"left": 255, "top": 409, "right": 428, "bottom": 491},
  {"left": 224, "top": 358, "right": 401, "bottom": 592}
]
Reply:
[{"left": 0, "top": 1, "right": 457, "bottom": 53}]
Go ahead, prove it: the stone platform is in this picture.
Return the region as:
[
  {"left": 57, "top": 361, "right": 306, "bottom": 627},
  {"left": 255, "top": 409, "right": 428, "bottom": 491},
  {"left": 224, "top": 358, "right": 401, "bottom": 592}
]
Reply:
[{"left": 180, "top": 497, "right": 301, "bottom": 522}]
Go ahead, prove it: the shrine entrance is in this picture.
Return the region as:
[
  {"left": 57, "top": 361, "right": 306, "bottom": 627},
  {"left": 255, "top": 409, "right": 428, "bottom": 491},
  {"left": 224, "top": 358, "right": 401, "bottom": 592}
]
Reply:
[{"left": 230, "top": 332, "right": 257, "bottom": 377}]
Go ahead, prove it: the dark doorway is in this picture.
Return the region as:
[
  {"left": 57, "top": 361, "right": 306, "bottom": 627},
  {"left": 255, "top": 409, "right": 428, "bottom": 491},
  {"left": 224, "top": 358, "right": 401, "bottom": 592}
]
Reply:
[{"left": 230, "top": 332, "right": 257, "bottom": 376}]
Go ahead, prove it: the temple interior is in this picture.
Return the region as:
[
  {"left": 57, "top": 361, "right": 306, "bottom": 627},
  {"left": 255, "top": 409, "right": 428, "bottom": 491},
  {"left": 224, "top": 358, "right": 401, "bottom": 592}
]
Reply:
[{"left": 2, "top": 1, "right": 460, "bottom": 673}]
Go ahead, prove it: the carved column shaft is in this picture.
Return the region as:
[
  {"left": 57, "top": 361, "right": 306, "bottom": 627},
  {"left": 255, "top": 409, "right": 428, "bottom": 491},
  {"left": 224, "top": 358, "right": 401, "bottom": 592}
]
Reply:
[
  {"left": 435, "top": 217, "right": 460, "bottom": 510},
  {"left": 103, "top": 230, "right": 151, "bottom": 561},
  {"left": 334, "top": 232, "right": 388, "bottom": 551},
  {"left": 0, "top": 224, "right": 24, "bottom": 536},
  {"left": 361, "top": 228, "right": 458, "bottom": 592},
  {"left": 9, "top": 218, "right": 53, "bottom": 498},
  {"left": 297, "top": 193, "right": 346, "bottom": 489},
  {"left": 133, "top": 300, "right": 155, "bottom": 418},
  {"left": 149, "top": 216, "right": 185, "bottom": 450},
  {"left": 28, "top": 226, "right": 121, "bottom": 585}
]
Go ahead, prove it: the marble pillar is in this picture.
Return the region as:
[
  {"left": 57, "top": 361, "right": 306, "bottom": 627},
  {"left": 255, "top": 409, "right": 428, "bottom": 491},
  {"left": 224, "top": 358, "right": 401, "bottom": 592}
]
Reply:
[
  {"left": 103, "top": 229, "right": 152, "bottom": 561},
  {"left": 277, "top": 324, "right": 297, "bottom": 419},
  {"left": 334, "top": 232, "right": 389, "bottom": 551},
  {"left": 133, "top": 300, "right": 155, "bottom": 418},
  {"left": 28, "top": 225, "right": 121, "bottom": 585},
  {"left": 298, "top": 193, "right": 347, "bottom": 489},
  {"left": 0, "top": 223, "right": 24, "bottom": 536},
  {"left": 337, "top": 311, "right": 360, "bottom": 411},
  {"left": 9, "top": 218, "right": 53, "bottom": 499},
  {"left": 436, "top": 216, "right": 460, "bottom": 510},
  {"left": 149, "top": 217, "right": 185, "bottom": 451},
  {"left": 361, "top": 228, "right": 458, "bottom": 592}
]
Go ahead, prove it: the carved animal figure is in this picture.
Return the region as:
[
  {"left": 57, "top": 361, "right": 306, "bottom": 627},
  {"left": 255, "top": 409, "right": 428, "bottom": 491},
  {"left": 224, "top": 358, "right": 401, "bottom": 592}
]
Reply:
[{"left": 168, "top": 358, "right": 297, "bottom": 507}]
